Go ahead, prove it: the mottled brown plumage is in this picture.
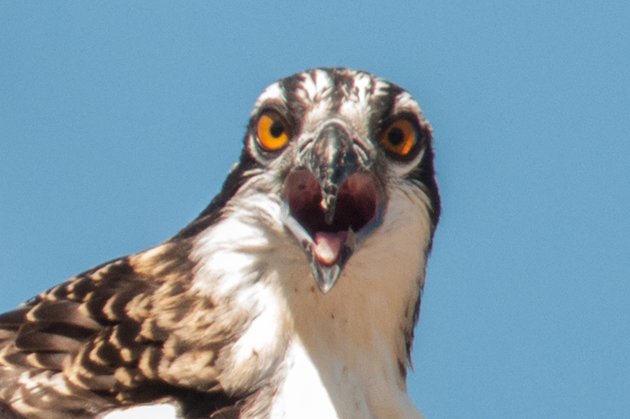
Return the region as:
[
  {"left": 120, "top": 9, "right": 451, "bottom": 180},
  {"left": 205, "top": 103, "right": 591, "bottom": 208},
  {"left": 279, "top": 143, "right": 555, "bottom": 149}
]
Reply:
[{"left": 0, "top": 242, "right": 251, "bottom": 417}]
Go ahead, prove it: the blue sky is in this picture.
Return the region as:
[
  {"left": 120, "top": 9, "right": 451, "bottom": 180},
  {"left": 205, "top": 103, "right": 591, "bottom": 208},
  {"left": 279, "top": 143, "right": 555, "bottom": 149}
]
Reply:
[{"left": 1, "top": 1, "right": 628, "bottom": 417}]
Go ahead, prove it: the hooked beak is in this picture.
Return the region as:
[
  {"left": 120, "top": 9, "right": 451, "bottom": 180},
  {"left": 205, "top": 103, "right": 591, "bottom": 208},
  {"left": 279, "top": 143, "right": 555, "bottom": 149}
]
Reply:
[{"left": 283, "top": 122, "right": 383, "bottom": 293}]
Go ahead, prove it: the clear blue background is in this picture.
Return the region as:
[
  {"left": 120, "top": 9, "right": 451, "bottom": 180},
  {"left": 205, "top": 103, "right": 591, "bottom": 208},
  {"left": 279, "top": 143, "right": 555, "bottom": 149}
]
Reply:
[{"left": 1, "top": 2, "right": 628, "bottom": 417}]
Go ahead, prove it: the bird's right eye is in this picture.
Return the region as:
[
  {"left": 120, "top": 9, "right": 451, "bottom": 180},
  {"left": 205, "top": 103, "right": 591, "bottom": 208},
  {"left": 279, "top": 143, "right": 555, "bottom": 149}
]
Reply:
[
  {"left": 256, "top": 110, "right": 290, "bottom": 151},
  {"left": 379, "top": 117, "right": 418, "bottom": 159}
]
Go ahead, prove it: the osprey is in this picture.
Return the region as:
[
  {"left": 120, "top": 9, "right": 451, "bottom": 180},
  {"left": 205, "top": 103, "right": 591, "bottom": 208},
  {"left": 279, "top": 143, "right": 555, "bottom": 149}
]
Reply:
[{"left": 0, "top": 68, "right": 440, "bottom": 418}]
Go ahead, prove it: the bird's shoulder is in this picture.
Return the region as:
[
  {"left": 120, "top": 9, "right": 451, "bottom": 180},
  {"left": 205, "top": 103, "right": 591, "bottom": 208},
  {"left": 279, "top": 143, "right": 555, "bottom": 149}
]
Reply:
[
  {"left": 0, "top": 242, "right": 243, "bottom": 418},
  {"left": 0, "top": 254, "right": 156, "bottom": 378}
]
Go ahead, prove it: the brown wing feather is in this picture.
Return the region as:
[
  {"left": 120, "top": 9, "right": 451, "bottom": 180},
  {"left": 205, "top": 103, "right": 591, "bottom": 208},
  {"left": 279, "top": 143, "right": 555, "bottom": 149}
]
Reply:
[{"left": 0, "top": 242, "right": 244, "bottom": 418}]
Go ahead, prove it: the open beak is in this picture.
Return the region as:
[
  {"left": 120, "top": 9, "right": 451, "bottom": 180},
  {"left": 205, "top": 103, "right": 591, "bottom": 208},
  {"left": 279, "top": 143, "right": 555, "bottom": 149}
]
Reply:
[{"left": 282, "top": 122, "right": 384, "bottom": 293}]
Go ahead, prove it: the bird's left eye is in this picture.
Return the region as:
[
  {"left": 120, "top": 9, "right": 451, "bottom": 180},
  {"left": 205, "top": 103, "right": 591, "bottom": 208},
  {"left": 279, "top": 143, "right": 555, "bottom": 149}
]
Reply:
[
  {"left": 379, "top": 118, "right": 418, "bottom": 158},
  {"left": 256, "top": 110, "right": 290, "bottom": 151}
]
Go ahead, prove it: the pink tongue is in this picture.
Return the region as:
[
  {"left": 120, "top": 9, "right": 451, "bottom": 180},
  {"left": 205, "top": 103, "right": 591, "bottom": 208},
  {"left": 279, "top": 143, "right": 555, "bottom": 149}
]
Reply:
[{"left": 313, "top": 231, "right": 347, "bottom": 266}]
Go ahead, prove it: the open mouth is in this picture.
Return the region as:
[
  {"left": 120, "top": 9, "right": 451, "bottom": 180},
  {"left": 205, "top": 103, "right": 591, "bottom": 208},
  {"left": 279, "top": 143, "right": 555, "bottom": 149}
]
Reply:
[{"left": 283, "top": 169, "right": 382, "bottom": 266}]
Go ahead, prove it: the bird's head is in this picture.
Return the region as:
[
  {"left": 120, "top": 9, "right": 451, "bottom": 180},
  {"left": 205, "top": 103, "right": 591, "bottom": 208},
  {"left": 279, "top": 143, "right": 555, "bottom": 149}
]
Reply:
[{"left": 188, "top": 68, "right": 440, "bottom": 293}]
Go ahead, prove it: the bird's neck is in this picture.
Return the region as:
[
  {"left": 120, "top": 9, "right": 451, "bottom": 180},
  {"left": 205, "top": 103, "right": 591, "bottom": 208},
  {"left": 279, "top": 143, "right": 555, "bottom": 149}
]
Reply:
[
  {"left": 266, "top": 255, "right": 423, "bottom": 419},
  {"left": 189, "top": 191, "right": 429, "bottom": 418}
]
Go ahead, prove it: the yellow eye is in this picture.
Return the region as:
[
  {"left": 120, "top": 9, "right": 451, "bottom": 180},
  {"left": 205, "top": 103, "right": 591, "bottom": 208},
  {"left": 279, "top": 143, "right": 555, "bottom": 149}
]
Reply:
[
  {"left": 256, "top": 111, "right": 290, "bottom": 151},
  {"left": 380, "top": 118, "right": 417, "bottom": 158}
]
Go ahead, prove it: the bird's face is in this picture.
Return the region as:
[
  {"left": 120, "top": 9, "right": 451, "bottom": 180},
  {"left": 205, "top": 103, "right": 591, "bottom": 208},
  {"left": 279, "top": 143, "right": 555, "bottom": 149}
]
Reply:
[{"left": 240, "top": 68, "right": 439, "bottom": 293}]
